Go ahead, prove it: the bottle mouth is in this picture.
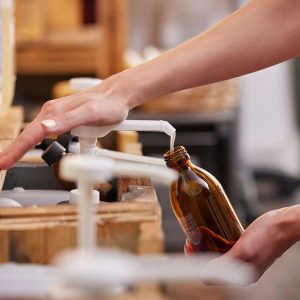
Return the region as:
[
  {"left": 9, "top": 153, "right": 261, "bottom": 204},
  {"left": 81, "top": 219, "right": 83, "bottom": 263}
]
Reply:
[{"left": 164, "top": 146, "right": 190, "bottom": 167}]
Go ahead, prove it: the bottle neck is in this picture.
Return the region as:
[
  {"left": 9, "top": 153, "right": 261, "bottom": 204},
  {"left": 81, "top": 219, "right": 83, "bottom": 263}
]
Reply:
[{"left": 164, "top": 146, "right": 192, "bottom": 171}]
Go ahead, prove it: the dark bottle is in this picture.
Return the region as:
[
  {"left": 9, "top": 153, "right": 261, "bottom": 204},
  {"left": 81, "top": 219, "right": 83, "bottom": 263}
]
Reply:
[
  {"left": 164, "top": 146, "right": 243, "bottom": 253},
  {"left": 41, "top": 141, "right": 117, "bottom": 202},
  {"left": 42, "top": 141, "right": 75, "bottom": 191}
]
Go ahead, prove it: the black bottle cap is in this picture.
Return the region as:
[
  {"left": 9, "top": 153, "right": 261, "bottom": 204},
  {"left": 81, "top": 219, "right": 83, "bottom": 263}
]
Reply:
[
  {"left": 57, "top": 134, "right": 79, "bottom": 152},
  {"left": 35, "top": 138, "right": 54, "bottom": 150},
  {"left": 42, "top": 141, "right": 66, "bottom": 166}
]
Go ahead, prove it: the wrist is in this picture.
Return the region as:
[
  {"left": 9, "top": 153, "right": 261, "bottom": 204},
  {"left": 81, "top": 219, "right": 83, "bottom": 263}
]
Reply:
[
  {"left": 99, "top": 69, "right": 148, "bottom": 110},
  {"left": 274, "top": 205, "right": 300, "bottom": 247}
]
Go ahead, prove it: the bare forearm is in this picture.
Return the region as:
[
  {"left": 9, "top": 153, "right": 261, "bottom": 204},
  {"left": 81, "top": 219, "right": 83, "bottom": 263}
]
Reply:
[
  {"left": 113, "top": 0, "right": 300, "bottom": 108},
  {"left": 279, "top": 205, "right": 300, "bottom": 245},
  {"left": 2, "top": 0, "right": 300, "bottom": 169}
]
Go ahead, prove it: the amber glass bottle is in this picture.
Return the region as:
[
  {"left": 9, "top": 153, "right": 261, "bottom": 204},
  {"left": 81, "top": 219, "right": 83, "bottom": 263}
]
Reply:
[{"left": 164, "top": 146, "right": 243, "bottom": 253}]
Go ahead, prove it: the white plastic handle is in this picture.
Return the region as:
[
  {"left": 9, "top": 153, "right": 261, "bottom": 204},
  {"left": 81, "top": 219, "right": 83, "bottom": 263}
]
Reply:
[
  {"left": 60, "top": 155, "right": 177, "bottom": 185},
  {"left": 72, "top": 120, "right": 176, "bottom": 138},
  {"left": 95, "top": 148, "right": 165, "bottom": 166}
]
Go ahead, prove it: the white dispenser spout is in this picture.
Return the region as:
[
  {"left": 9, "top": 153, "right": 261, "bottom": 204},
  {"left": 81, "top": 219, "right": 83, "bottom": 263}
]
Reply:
[
  {"left": 69, "top": 78, "right": 176, "bottom": 152},
  {"left": 72, "top": 120, "right": 175, "bottom": 139},
  {"left": 72, "top": 120, "right": 176, "bottom": 152}
]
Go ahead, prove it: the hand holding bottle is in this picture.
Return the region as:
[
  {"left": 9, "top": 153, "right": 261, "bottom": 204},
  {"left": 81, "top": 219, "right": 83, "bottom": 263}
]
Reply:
[{"left": 185, "top": 205, "right": 300, "bottom": 282}]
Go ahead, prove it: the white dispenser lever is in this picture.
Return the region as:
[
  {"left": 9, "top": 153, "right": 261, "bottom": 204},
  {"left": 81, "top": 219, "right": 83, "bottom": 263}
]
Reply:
[
  {"left": 72, "top": 120, "right": 176, "bottom": 156},
  {"left": 69, "top": 77, "right": 176, "bottom": 153},
  {"left": 72, "top": 120, "right": 175, "bottom": 139}
]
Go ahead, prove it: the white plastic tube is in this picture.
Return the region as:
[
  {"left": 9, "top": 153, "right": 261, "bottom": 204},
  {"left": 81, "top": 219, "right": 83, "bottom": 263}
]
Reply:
[
  {"left": 79, "top": 137, "right": 97, "bottom": 155},
  {"left": 78, "top": 179, "right": 95, "bottom": 251},
  {"left": 111, "top": 161, "right": 177, "bottom": 186},
  {"left": 60, "top": 156, "right": 177, "bottom": 186},
  {"left": 115, "top": 120, "right": 175, "bottom": 137},
  {"left": 95, "top": 148, "right": 165, "bottom": 166}
]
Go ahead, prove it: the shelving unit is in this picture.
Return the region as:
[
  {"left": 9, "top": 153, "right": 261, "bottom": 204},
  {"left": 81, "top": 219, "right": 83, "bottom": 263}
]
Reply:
[{"left": 16, "top": 0, "right": 128, "bottom": 77}]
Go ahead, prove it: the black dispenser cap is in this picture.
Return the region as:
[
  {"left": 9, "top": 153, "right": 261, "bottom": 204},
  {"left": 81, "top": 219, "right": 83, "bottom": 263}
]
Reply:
[
  {"left": 57, "top": 134, "right": 79, "bottom": 152},
  {"left": 35, "top": 138, "right": 54, "bottom": 150},
  {"left": 42, "top": 141, "right": 66, "bottom": 166}
]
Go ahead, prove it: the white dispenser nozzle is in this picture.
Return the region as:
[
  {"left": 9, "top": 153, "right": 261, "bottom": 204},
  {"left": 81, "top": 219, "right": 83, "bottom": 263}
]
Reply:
[
  {"left": 69, "top": 77, "right": 176, "bottom": 153},
  {"left": 72, "top": 120, "right": 176, "bottom": 152},
  {"left": 72, "top": 120, "right": 175, "bottom": 139}
]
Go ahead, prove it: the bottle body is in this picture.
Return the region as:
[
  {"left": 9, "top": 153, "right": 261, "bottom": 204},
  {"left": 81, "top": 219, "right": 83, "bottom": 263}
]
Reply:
[{"left": 165, "top": 146, "right": 243, "bottom": 253}]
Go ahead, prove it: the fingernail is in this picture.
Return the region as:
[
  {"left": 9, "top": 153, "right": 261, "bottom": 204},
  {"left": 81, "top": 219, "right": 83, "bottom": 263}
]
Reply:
[{"left": 41, "top": 119, "right": 57, "bottom": 129}]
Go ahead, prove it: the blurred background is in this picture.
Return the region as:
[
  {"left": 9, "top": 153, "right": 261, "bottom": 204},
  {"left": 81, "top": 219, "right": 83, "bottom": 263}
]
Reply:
[{"left": 13, "top": 0, "right": 300, "bottom": 252}]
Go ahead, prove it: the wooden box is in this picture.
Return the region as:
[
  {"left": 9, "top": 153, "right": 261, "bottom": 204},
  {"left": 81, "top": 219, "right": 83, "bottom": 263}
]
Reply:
[{"left": 0, "top": 184, "right": 163, "bottom": 264}]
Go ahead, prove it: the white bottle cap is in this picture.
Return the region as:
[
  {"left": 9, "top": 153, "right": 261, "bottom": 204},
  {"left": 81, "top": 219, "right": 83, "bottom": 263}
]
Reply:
[{"left": 69, "top": 189, "right": 100, "bottom": 205}]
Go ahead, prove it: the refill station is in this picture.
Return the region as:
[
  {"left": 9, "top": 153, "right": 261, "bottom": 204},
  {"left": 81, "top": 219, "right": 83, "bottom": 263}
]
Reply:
[{"left": 0, "top": 78, "right": 255, "bottom": 299}]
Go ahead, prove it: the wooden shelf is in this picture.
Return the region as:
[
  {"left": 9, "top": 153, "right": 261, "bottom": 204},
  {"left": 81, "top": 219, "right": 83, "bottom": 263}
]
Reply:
[
  {"left": 17, "top": 26, "right": 105, "bottom": 75},
  {"left": 16, "top": 0, "right": 128, "bottom": 77}
]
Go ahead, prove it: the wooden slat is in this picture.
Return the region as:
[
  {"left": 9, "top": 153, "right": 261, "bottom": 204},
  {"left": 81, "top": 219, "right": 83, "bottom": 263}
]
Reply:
[
  {"left": 10, "top": 229, "right": 45, "bottom": 263},
  {"left": 0, "top": 211, "right": 159, "bottom": 228},
  {"left": 0, "top": 198, "right": 158, "bottom": 219},
  {"left": 0, "top": 231, "right": 9, "bottom": 263}
]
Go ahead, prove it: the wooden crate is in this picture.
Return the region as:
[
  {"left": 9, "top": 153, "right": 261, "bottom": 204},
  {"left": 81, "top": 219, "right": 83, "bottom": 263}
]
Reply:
[
  {"left": 0, "top": 131, "right": 164, "bottom": 264},
  {"left": 0, "top": 187, "right": 163, "bottom": 264}
]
